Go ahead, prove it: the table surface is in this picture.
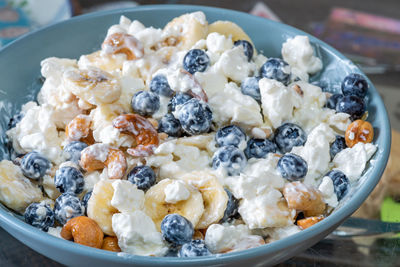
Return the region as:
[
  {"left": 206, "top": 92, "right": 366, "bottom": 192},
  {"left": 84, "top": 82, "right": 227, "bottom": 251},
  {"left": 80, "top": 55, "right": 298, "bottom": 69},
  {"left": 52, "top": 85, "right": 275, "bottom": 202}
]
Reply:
[{"left": 2, "top": 0, "right": 400, "bottom": 266}]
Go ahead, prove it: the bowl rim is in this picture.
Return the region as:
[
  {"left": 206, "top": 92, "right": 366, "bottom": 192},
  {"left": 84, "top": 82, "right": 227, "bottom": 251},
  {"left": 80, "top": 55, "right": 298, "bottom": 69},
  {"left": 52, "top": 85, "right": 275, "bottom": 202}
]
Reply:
[{"left": 0, "top": 4, "right": 392, "bottom": 265}]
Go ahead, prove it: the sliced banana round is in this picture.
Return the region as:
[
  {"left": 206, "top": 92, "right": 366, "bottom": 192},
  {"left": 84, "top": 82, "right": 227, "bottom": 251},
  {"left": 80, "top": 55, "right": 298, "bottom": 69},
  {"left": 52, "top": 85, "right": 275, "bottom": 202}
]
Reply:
[
  {"left": 87, "top": 180, "right": 118, "bottom": 236},
  {"left": 208, "top": 21, "right": 256, "bottom": 53},
  {"left": 181, "top": 171, "right": 228, "bottom": 229},
  {"left": 0, "top": 160, "right": 43, "bottom": 213},
  {"left": 63, "top": 67, "right": 121, "bottom": 106},
  {"left": 78, "top": 50, "right": 126, "bottom": 73},
  {"left": 163, "top": 12, "right": 208, "bottom": 50},
  {"left": 144, "top": 178, "right": 204, "bottom": 231}
]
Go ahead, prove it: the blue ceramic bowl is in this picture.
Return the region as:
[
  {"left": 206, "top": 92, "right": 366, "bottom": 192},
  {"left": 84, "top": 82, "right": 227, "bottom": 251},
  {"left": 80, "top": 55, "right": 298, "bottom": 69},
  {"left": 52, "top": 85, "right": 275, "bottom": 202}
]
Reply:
[{"left": 0, "top": 5, "right": 391, "bottom": 267}]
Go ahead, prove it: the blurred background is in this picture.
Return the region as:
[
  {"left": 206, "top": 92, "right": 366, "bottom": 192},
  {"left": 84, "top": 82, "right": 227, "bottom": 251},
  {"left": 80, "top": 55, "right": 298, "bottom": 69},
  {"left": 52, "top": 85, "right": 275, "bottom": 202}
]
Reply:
[{"left": 1, "top": 0, "right": 400, "bottom": 266}]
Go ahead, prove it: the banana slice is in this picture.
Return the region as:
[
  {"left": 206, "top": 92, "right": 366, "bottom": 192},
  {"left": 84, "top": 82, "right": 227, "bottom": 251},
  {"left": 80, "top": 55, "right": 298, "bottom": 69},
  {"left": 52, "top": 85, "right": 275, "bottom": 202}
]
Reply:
[
  {"left": 144, "top": 179, "right": 204, "bottom": 230},
  {"left": 63, "top": 67, "right": 121, "bottom": 106},
  {"left": 208, "top": 21, "right": 256, "bottom": 53},
  {"left": 0, "top": 160, "right": 43, "bottom": 213},
  {"left": 87, "top": 180, "right": 118, "bottom": 236},
  {"left": 163, "top": 12, "right": 208, "bottom": 50},
  {"left": 78, "top": 50, "right": 126, "bottom": 73},
  {"left": 181, "top": 171, "right": 228, "bottom": 229}
]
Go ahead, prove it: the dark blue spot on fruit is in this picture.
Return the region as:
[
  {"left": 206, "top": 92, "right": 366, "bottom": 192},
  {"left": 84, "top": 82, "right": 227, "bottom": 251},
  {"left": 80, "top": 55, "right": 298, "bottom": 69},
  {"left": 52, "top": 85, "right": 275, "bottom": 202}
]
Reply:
[
  {"left": 330, "top": 136, "right": 347, "bottom": 159},
  {"left": 131, "top": 90, "right": 160, "bottom": 116},
  {"left": 245, "top": 138, "right": 277, "bottom": 159},
  {"left": 325, "top": 94, "right": 343, "bottom": 110},
  {"left": 326, "top": 170, "right": 349, "bottom": 201},
  {"left": 234, "top": 40, "right": 254, "bottom": 61},
  {"left": 63, "top": 141, "right": 87, "bottom": 163},
  {"left": 81, "top": 190, "right": 92, "bottom": 215},
  {"left": 158, "top": 113, "right": 182, "bottom": 137},
  {"left": 150, "top": 74, "right": 174, "bottom": 97},
  {"left": 176, "top": 98, "right": 212, "bottom": 135},
  {"left": 220, "top": 189, "right": 239, "bottom": 223},
  {"left": 20, "top": 151, "right": 51, "bottom": 180},
  {"left": 178, "top": 239, "right": 212, "bottom": 257},
  {"left": 341, "top": 73, "right": 368, "bottom": 98},
  {"left": 277, "top": 153, "right": 308, "bottom": 181},
  {"left": 24, "top": 202, "right": 54, "bottom": 232},
  {"left": 55, "top": 166, "right": 84, "bottom": 195},
  {"left": 212, "top": 145, "right": 247, "bottom": 176},
  {"left": 161, "top": 214, "right": 194, "bottom": 246},
  {"left": 274, "top": 123, "right": 306, "bottom": 153},
  {"left": 260, "top": 58, "right": 291, "bottom": 85},
  {"left": 127, "top": 165, "right": 156, "bottom": 191},
  {"left": 54, "top": 193, "right": 84, "bottom": 225},
  {"left": 168, "top": 93, "right": 193, "bottom": 113},
  {"left": 215, "top": 125, "right": 246, "bottom": 148},
  {"left": 336, "top": 95, "right": 365, "bottom": 120},
  {"left": 241, "top": 76, "right": 261, "bottom": 102},
  {"left": 183, "top": 49, "right": 210, "bottom": 74},
  {"left": 8, "top": 112, "right": 23, "bottom": 129}
]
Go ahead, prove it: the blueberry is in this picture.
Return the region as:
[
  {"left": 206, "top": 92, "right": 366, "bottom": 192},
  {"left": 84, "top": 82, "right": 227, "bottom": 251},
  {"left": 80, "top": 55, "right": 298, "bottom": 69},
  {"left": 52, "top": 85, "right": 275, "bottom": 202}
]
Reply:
[
  {"left": 127, "top": 165, "right": 156, "bottom": 191},
  {"left": 220, "top": 189, "right": 239, "bottom": 223},
  {"left": 54, "top": 166, "right": 84, "bottom": 195},
  {"left": 326, "top": 170, "right": 349, "bottom": 201},
  {"left": 277, "top": 153, "right": 308, "bottom": 181},
  {"left": 54, "top": 193, "right": 84, "bottom": 225},
  {"left": 158, "top": 113, "right": 182, "bottom": 137},
  {"left": 212, "top": 145, "right": 247, "bottom": 176},
  {"left": 336, "top": 95, "right": 365, "bottom": 120},
  {"left": 131, "top": 91, "right": 160, "bottom": 116},
  {"left": 234, "top": 40, "right": 254, "bottom": 61},
  {"left": 274, "top": 123, "right": 307, "bottom": 153},
  {"left": 63, "top": 141, "right": 87, "bottom": 163},
  {"left": 161, "top": 214, "right": 194, "bottom": 246},
  {"left": 241, "top": 76, "right": 261, "bottom": 102},
  {"left": 24, "top": 202, "right": 54, "bottom": 232},
  {"left": 81, "top": 190, "right": 92, "bottom": 215},
  {"left": 176, "top": 98, "right": 212, "bottom": 135},
  {"left": 183, "top": 49, "right": 210, "bottom": 74},
  {"left": 150, "top": 74, "right": 174, "bottom": 97},
  {"left": 215, "top": 125, "right": 246, "bottom": 148},
  {"left": 341, "top": 73, "right": 368, "bottom": 98},
  {"left": 260, "top": 58, "right": 291, "bottom": 85},
  {"left": 178, "top": 239, "right": 212, "bottom": 257},
  {"left": 330, "top": 136, "right": 347, "bottom": 159},
  {"left": 325, "top": 94, "right": 343, "bottom": 110},
  {"left": 8, "top": 112, "right": 23, "bottom": 129},
  {"left": 168, "top": 93, "right": 193, "bottom": 113},
  {"left": 20, "top": 151, "right": 51, "bottom": 180},
  {"left": 245, "top": 138, "right": 277, "bottom": 159}
]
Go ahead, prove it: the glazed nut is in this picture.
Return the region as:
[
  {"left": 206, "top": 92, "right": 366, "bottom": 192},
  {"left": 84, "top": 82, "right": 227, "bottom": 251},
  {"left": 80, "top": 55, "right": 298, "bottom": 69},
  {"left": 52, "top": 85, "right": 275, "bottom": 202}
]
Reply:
[
  {"left": 283, "top": 182, "right": 326, "bottom": 216},
  {"left": 80, "top": 144, "right": 127, "bottom": 179},
  {"left": 345, "top": 120, "right": 374, "bottom": 148},
  {"left": 297, "top": 216, "right": 324, "bottom": 229},
  {"left": 102, "top": 236, "right": 121, "bottom": 252},
  {"left": 102, "top": 32, "right": 144, "bottom": 60},
  {"left": 113, "top": 114, "right": 159, "bottom": 157},
  {"left": 65, "top": 115, "right": 92, "bottom": 141},
  {"left": 193, "top": 230, "right": 204, "bottom": 240},
  {"left": 60, "top": 216, "right": 104, "bottom": 248}
]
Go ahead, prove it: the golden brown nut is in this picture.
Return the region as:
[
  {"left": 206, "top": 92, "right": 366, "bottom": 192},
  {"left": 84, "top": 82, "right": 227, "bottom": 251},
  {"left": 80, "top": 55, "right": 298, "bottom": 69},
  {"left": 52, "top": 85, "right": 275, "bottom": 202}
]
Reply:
[
  {"left": 283, "top": 182, "right": 326, "bottom": 216},
  {"left": 112, "top": 114, "right": 159, "bottom": 157},
  {"left": 65, "top": 115, "right": 91, "bottom": 141},
  {"left": 345, "top": 119, "right": 374, "bottom": 148},
  {"left": 101, "top": 236, "right": 121, "bottom": 252},
  {"left": 60, "top": 216, "right": 104, "bottom": 248},
  {"left": 193, "top": 230, "right": 204, "bottom": 240},
  {"left": 297, "top": 216, "right": 324, "bottom": 229},
  {"left": 102, "top": 33, "right": 144, "bottom": 60},
  {"left": 80, "top": 144, "right": 127, "bottom": 179}
]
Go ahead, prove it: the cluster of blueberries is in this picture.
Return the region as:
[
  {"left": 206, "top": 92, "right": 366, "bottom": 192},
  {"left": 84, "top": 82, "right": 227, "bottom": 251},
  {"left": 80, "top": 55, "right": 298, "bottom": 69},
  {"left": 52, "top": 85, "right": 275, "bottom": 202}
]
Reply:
[{"left": 22, "top": 142, "right": 159, "bottom": 232}]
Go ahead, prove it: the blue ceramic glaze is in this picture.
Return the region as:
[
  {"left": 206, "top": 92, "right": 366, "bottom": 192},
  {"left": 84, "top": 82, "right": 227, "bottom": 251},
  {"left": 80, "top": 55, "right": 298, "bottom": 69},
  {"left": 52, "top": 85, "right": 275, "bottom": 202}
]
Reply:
[{"left": 0, "top": 5, "right": 391, "bottom": 266}]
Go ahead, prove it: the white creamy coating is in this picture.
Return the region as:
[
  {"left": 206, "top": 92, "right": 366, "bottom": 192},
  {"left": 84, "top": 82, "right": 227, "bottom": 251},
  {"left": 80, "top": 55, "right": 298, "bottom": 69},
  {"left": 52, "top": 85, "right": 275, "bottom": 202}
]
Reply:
[
  {"left": 164, "top": 180, "right": 190, "bottom": 204},
  {"left": 333, "top": 142, "right": 377, "bottom": 182},
  {"left": 318, "top": 176, "right": 338, "bottom": 207},
  {"left": 112, "top": 211, "right": 167, "bottom": 256},
  {"left": 291, "top": 123, "right": 336, "bottom": 186},
  {"left": 111, "top": 180, "right": 145, "bottom": 212}
]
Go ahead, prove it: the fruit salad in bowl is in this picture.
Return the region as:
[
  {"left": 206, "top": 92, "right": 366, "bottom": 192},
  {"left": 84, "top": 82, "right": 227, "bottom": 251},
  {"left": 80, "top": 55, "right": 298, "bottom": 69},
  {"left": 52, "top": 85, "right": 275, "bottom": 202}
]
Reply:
[{"left": 0, "top": 5, "right": 390, "bottom": 266}]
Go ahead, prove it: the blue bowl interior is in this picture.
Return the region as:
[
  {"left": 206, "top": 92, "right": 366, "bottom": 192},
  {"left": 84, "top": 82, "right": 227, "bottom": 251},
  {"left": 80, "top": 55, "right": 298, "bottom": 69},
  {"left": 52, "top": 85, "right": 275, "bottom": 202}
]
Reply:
[{"left": 0, "top": 4, "right": 391, "bottom": 266}]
